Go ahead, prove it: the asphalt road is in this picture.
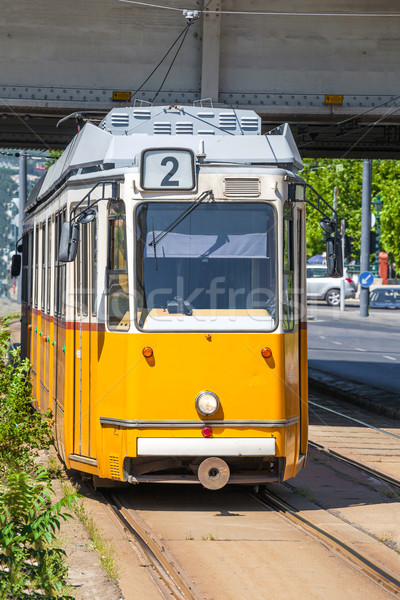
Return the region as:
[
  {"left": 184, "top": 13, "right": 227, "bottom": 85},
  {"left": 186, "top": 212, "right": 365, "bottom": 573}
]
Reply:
[{"left": 307, "top": 302, "right": 400, "bottom": 394}]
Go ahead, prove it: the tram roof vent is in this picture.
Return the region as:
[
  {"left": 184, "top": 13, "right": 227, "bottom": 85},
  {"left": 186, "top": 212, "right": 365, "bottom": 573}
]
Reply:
[
  {"left": 111, "top": 113, "right": 130, "bottom": 127},
  {"left": 176, "top": 122, "right": 193, "bottom": 134},
  {"left": 197, "top": 111, "right": 215, "bottom": 118},
  {"left": 154, "top": 121, "right": 172, "bottom": 134},
  {"left": 224, "top": 177, "right": 261, "bottom": 198},
  {"left": 133, "top": 108, "right": 152, "bottom": 119},
  {"left": 241, "top": 117, "right": 260, "bottom": 132},
  {"left": 219, "top": 112, "right": 237, "bottom": 130}
]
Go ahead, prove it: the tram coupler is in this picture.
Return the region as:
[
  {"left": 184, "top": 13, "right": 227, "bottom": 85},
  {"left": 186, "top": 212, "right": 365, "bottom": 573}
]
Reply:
[{"left": 197, "top": 457, "right": 230, "bottom": 490}]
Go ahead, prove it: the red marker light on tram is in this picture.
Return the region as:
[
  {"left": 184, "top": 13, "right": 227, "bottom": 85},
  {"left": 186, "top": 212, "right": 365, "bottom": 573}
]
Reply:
[
  {"left": 202, "top": 426, "right": 212, "bottom": 438},
  {"left": 142, "top": 346, "right": 153, "bottom": 358},
  {"left": 261, "top": 347, "right": 272, "bottom": 359}
]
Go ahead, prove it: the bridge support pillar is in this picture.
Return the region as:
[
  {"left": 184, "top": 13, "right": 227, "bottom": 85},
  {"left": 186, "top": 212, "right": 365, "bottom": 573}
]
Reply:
[{"left": 201, "top": 0, "right": 221, "bottom": 103}]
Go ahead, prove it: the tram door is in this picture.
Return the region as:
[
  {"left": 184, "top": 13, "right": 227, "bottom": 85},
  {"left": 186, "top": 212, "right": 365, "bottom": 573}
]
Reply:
[
  {"left": 283, "top": 203, "right": 301, "bottom": 436},
  {"left": 73, "top": 218, "right": 97, "bottom": 459}
]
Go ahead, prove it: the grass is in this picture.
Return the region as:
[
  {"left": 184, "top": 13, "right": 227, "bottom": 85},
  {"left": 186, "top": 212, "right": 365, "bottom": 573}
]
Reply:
[
  {"left": 201, "top": 533, "right": 219, "bottom": 541},
  {"left": 378, "top": 532, "right": 394, "bottom": 543},
  {"left": 60, "top": 478, "right": 119, "bottom": 580}
]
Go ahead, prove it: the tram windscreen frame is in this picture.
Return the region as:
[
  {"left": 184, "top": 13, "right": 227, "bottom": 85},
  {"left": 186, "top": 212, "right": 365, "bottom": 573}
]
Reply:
[{"left": 135, "top": 201, "right": 277, "bottom": 331}]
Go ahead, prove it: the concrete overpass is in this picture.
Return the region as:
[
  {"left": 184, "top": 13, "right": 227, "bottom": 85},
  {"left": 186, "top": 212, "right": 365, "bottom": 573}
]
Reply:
[{"left": 1, "top": 0, "right": 400, "bottom": 157}]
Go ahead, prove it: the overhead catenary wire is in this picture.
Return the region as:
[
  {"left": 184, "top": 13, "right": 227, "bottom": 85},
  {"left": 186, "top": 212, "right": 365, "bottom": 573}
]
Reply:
[
  {"left": 340, "top": 102, "right": 400, "bottom": 158},
  {"left": 118, "top": 1, "right": 400, "bottom": 17},
  {"left": 297, "top": 93, "right": 400, "bottom": 149},
  {"left": 299, "top": 102, "right": 400, "bottom": 158}
]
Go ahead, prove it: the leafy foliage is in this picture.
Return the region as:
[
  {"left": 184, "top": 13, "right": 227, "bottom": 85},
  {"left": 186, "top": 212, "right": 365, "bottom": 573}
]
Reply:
[
  {"left": 301, "top": 158, "right": 400, "bottom": 265},
  {"left": 0, "top": 318, "right": 52, "bottom": 476},
  {"left": 0, "top": 469, "right": 77, "bottom": 599},
  {"left": 0, "top": 320, "right": 78, "bottom": 598},
  {"left": 44, "top": 151, "right": 62, "bottom": 170}
]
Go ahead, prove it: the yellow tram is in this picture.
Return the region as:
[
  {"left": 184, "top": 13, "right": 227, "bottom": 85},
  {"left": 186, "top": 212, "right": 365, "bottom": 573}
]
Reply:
[{"left": 17, "top": 105, "right": 341, "bottom": 489}]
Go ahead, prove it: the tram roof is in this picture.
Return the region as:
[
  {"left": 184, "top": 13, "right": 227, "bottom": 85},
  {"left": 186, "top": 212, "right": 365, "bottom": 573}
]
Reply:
[{"left": 27, "top": 106, "right": 303, "bottom": 212}]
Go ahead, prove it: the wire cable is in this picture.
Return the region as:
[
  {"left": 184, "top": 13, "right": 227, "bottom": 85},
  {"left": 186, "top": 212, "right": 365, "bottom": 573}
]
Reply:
[
  {"left": 118, "top": 1, "right": 400, "bottom": 17},
  {"left": 151, "top": 24, "right": 191, "bottom": 103},
  {"left": 297, "top": 93, "right": 400, "bottom": 149},
  {"left": 130, "top": 24, "right": 189, "bottom": 102},
  {"left": 340, "top": 103, "right": 400, "bottom": 158}
]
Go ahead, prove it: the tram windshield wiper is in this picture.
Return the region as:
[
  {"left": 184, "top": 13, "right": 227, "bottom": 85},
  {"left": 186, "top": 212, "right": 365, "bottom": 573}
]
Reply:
[{"left": 149, "top": 189, "right": 213, "bottom": 248}]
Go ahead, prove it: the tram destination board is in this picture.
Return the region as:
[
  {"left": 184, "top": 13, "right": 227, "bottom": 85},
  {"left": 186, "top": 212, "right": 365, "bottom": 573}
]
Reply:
[{"left": 141, "top": 148, "right": 196, "bottom": 191}]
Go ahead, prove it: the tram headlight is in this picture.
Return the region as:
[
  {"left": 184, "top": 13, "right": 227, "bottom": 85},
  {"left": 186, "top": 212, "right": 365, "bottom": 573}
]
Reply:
[{"left": 195, "top": 391, "right": 220, "bottom": 416}]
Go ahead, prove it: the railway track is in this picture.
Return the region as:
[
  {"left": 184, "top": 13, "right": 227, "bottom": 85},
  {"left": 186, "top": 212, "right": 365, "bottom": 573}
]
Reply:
[
  {"left": 251, "top": 488, "right": 400, "bottom": 598},
  {"left": 103, "top": 479, "right": 400, "bottom": 600},
  {"left": 94, "top": 395, "right": 400, "bottom": 600},
  {"left": 308, "top": 394, "right": 400, "bottom": 484},
  {"left": 104, "top": 492, "right": 204, "bottom": 600}
]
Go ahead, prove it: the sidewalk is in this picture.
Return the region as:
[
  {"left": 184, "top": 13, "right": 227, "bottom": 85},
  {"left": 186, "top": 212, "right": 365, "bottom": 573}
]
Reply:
[{"left": 0, "top": 296, "right": 20, "bottom": 318}]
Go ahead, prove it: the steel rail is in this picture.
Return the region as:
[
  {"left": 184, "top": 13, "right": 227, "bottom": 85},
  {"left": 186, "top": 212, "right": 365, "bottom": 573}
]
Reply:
[
  {"left": 251, "top": 489, "right": 400, "bottom": 598},
  {"left": 105, "top": 492, "right": 203, "bottom": 600},
  {"left": 308, "top": 440, "right": 400, "bottom": 491},
  {"left": 309, "top": 400, "right": 400, "bottom": 441}
]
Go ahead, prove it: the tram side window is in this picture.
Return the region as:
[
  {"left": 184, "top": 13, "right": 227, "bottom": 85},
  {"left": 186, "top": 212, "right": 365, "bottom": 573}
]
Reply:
[
  {"left": 81, "top": 221, "right": 89, "bottom": 317},
  {"left": 47, "top": 217, "right": 52, "bottom": 314},
  {"left": 283, "top": 203, "right": 294, "bottom": 332},
  {"left": 41, "top": 222, "right": 46, "bottom": 312},
  {"left": 91, "top": 218, "right": 97, "bottom": 316},
  {"left": 54, "top": 214, "right": 60, "bottom": 317},
  {"left": 21, "top": 233, "right": 29, "bottom": 303},
  {"left": 54, "top": 211, "right": 67, "bottom": 318},
  {"left": 34, "top": 225, "right": 39, "bottom": 309},
  {"left": 107, "top": 200, "right": 129, "bottom": 331},
  {"left": 28, "top": 230, "right": 33, "bottom": 306},
  {"left": 62, "top": 209, "right": 67, "bottom": 318}
]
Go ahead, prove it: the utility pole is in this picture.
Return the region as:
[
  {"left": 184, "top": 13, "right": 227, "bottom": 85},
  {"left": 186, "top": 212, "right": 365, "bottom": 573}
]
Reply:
[
  {"left": 340, "top": 219, "right": 345, "bottom": 311},
  {"left": 18, "top": 151, "right": 27, "bottom": 303},
  {"left": 360, "top": 159, "right": 372, "bottom": 317}
]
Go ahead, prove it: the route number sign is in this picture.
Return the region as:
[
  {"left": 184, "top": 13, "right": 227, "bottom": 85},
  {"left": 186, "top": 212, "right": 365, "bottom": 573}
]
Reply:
[{"left": 141, "top": 149, "right": 195, "bottom": 190}]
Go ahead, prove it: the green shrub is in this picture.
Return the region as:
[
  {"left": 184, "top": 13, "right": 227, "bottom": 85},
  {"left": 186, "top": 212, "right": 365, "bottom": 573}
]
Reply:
[
  {"left": 0, "top": 469, "right": 78, "bottom": 599},
  {"left": 0, "top": 319, "right": 79, "bottom": 598},
  {"left": 0, "top": 318, "right": 52, "bottom": 476}
]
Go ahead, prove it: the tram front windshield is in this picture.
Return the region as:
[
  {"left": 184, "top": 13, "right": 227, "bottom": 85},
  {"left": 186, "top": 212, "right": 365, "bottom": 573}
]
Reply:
[{"left": 136, "top": 202, "right": 276, "bottom": 331}]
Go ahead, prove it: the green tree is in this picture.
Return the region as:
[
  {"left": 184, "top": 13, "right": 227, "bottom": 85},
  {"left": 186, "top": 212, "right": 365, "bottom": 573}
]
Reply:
[
  {"left": 372, "top": 160, "right": 400, "bottom": 266},
  {"left": 301, "top": 158, "right": 400, "bottom": 265}
]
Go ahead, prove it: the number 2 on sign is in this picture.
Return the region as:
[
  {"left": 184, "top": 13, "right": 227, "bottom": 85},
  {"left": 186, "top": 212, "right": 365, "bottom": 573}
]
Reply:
[{"left": 160, "top": 156, "right": 179, "bottom": 186}]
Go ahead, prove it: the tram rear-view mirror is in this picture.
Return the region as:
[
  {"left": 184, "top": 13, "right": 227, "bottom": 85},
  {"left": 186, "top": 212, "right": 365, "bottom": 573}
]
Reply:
[
  {"left": 326, "top": 237, "right": 343, "bottom": 278},
  {"left": 77, "top": 208, "right": 96, "bottom": 224},
  {"left": 320, "top": 217, "right": 336, "bottom": 234},
  {"left": 59, "top": 222, "right": 80, "bottom": 262},
  {"left": 10, "top": 254, "right": 21, "bottom": 277}
]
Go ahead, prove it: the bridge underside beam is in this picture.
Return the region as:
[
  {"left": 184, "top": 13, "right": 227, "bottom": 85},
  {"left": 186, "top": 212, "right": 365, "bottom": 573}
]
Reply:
[
  {"left": 0, "top": 103, "right": 399, "bottom": 158},
  {"left": 1, "top": 0, "right": 400, "bottom": 157}
]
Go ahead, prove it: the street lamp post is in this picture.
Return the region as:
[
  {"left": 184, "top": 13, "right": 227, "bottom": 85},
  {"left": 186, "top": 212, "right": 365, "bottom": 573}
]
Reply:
[{"left": 373, "top": 195, "right": 383, "bottom": 264}]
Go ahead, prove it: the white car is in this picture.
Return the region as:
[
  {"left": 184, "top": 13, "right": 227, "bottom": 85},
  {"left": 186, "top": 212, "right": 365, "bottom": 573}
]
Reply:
[{"left": 306, "top": 265, "right": 356, "bottom": 306}]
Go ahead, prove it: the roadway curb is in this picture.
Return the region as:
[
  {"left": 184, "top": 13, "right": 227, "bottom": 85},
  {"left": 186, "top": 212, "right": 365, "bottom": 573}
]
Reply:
[{"left": 308, "top": 367, "right": 400, "bottom": 421}]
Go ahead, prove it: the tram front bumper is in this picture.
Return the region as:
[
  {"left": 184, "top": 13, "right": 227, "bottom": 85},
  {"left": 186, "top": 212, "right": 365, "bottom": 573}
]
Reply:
[{"left": 136, "top": 436, "right": 276, "bottom": 456}]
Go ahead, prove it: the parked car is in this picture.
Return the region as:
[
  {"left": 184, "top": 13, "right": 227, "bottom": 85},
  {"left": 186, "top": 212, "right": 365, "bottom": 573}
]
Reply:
[
  {"left": 370, "top": 287, "right": 400, "bottom": 309},
  {"left": 306, "top": 265, "right": 356, "bottom": 306}
]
